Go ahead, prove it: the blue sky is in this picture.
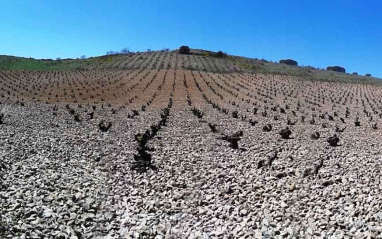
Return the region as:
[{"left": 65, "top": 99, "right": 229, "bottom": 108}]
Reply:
[{"left": 1, "top": 0, "right": 381, "bottom": 77}]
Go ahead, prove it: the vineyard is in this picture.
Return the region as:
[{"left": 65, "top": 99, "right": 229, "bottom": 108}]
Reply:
[
  {"left": 1, "top": 51, "right": 382, "bottom": 238},
  {"left": 0, "top": 51, "right": 240, "bottom": 72}
]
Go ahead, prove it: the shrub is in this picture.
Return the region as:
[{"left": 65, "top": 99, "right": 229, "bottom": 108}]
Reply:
[
  {"left": 327, "top": 66, "right": 346, "bottom": 73},
  {"left": 279, "top": 59, "right": 298, "bottom": 66},
  {"left": 216, "top": 51, "right": 227, "bottom": 58},
  {"left": 365, "top": 73, "right": 372, "bottom": 77},
  {"left": 352, "top": 72, "right": 358, "bottom": 75},
  {"left": 179, "top": 46, "right": 191, "bottom": 54}
]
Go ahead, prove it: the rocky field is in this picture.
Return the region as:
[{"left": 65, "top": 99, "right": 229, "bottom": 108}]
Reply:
[{"left": 1, "top": 68, "right": 382, "bottom": 238}]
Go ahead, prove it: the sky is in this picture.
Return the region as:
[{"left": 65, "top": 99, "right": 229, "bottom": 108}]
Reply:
[{"left": 1, "top": 0, "right": 382, "bottom": 77}]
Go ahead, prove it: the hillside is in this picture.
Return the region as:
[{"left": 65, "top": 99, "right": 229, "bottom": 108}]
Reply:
[
  {"left": 2, "top": 48, "right": 382, "bottom": 238},
  {"left": 0, "top": 49, "right": 380, "bottom": 84}
]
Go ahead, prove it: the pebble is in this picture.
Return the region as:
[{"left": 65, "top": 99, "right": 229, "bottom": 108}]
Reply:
[{"left": 1, "top": 78, "right": 382, "bottom": 238}]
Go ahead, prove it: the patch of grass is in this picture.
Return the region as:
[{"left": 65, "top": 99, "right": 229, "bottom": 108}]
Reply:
[{"left": 0, "top": 56, "right": 91, "bottom": 70}]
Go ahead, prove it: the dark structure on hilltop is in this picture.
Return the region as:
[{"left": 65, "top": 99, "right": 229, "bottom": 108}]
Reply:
[
  {"left": 327, "top": 66, "right": 346, "bottom": 73},
  {"left": 279, "top": 59, "right": 298, "bottom": 66},
  {"left": 179, "top": 46, "right": 191, "bottom": 54}
]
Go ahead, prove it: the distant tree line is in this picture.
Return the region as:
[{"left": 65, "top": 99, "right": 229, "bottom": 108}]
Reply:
[{"left": 106, "top": 47, "right": 170, "bottom": 56}]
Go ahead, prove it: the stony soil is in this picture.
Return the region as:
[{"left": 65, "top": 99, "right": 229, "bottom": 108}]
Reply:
[{"left": 1, "top": 69, "right": 382, "bottom": 238}]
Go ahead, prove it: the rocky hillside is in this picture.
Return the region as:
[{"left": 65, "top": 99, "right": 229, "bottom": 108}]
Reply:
[{"left": 1, "top": 48, "right": 380, "bottom": 84}]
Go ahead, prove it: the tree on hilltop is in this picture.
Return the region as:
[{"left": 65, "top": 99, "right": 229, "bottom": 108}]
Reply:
[{"left": 179, "top": 46, "right": 190, "bottom": 54}]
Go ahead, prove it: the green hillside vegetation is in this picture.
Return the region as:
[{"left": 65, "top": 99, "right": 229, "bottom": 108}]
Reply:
[
  {"left": 226, "top": 55, "right": 380, "bottom": 84},
  {"left": 0, "top": 55, "right": 123, "bottom": 71}
]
